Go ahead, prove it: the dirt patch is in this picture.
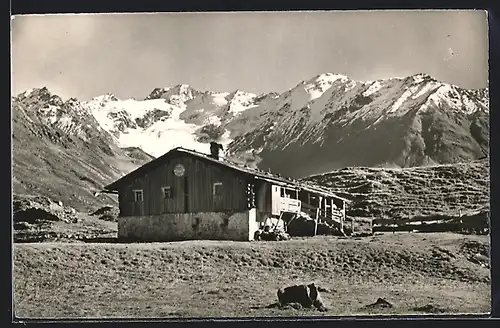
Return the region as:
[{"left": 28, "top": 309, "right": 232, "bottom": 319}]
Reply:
[
  {"left": 460, "top": 240, "right": 490, "bottom": 268},
  {"left": 363, "top": 298, "right": 393, "bottom": 310},
  {"left": 461, "top": 240, "right": 489, "bottom": 257}
]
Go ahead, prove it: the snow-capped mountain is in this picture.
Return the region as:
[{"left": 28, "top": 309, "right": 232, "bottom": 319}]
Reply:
[
  {"left": 227, "top": 73, "right": 489, "bottom": 177},
  {"left": 79, "top": 85, "right": 275, "bottom": 158},
  {"left": 13, "top": 72, "right": 489, "bottom": 182}
]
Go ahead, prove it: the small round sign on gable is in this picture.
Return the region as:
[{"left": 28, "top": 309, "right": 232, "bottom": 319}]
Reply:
[{"left": 174, "top": 164, "right": 185, "bottom": 177}]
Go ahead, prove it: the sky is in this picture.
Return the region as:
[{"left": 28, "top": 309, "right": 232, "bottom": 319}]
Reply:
[{"left": 11, "top": 10, "right": 489, "bottom": 101}]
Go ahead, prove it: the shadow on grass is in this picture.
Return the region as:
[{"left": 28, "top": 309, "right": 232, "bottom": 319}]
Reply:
[
  {"left": 250, "top": 303, "right": 281, "bottom": 310},
  {"left": 412, "top": 304, "right": 451, "bottom": 314},
  {"left": 82, "top": 237, "right": 126, "bottom": 243},
  {"left": 251, "top": 303, "right": 322, "bottom": 312},
  {"left": 81, "top": 237, "right": 197, "bottom": 243}
]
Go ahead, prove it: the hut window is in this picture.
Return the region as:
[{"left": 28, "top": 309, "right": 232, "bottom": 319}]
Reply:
[
  {"left": 280, "top": 187, "right": 295, "bottom": 198},
  {"left": 162, "top": 186, "right": 172, "bottom": 199},
  {"left": 213, "top": 182, "right": 223, "bottom": 196},
  {"left": 133, "top": 190, "right": 143, "bottom": 202}
]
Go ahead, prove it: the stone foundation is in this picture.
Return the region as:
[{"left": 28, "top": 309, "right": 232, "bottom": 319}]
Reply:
[{"left": 118, "top": 210, "right": 258, "bottom": 242}]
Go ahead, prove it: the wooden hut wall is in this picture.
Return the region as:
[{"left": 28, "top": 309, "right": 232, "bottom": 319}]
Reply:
[{"left": 118, "top": 154, "right": 249, "bottom": 216}]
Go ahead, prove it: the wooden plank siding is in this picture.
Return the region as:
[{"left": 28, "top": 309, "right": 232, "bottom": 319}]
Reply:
[{"left": 117, "top": 154, "right": 250, "bottom": 217}]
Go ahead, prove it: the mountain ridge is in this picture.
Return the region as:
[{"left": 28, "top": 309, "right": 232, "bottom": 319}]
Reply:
[{"left": 13, "top": 72, "right": 489, "bottom": 181}]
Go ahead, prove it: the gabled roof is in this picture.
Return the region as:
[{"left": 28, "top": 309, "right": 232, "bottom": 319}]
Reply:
[{"left": 104, "top": 147, "right": 350, "bottom": 202}]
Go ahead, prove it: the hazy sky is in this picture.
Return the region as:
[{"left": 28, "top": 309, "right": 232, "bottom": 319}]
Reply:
[{"left": 11, "top": 11, "right": 488, "bottom": 100}]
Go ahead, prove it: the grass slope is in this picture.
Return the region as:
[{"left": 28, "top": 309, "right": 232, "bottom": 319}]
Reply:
[
  {"left": 12, "top": 140, "right": 136, "bottom": 212},
  {"left": 304, "top": 160, "right": 489, "bottom": 220},
  {"left": 13, "top": 233, "right": 490, "bottom": 318}
]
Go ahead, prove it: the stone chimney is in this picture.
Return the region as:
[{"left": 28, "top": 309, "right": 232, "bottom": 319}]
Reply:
[{"left": 209, "top": 142, "right": 223, "bottom": 160}]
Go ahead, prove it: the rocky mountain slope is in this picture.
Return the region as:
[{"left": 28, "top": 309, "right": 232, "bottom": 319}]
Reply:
[
  {"left": 74, "top": 73, "right": 488, "bottom": 178},
  {"left": 12, "top": 88, "right": 153, "bottom": 211}
]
